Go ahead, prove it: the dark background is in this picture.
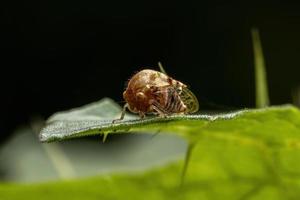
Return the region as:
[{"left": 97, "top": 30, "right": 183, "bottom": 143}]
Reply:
[{"left": 1, "top": 2, "right": 300, "bottom": 142}]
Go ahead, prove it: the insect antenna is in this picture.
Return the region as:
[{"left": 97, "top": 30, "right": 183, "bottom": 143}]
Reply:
[{"left": 158, "top": 62, "right": 168, "bottom": 75}]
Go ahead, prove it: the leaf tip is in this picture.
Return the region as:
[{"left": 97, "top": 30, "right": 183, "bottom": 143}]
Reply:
[{"left": 251, "top": 27, "right": 270, "bottom": 108}]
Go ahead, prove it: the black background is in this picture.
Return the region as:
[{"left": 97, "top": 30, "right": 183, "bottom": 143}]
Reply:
[{"left": 1, "top": 2, "right": 300, "bottom": 142}]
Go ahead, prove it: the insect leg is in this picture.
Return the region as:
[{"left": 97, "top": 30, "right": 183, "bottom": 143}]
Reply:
[
  {"left": 151, "top": 105, "right": 166, "bottom": 117},
  {"left": 112, "top": 103, "right": 128, "bottom": 123},
  {"left": 139, "top": 111, "right": 146, "bottom": 119},
  {"left": 150, "top": 101, "right": 170, "bottom": 117}
]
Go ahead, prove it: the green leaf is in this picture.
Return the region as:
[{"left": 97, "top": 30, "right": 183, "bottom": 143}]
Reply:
[
  {"left": 2, "top": 98, "right": 300, "bottom": 200},
  {"left": 40, "top": 98, "right": 299, "bottom": 147}
]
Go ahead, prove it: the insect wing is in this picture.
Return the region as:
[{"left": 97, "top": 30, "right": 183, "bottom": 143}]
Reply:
[{"left": 180, "top": 88, "right": 199, "bottom": 113}]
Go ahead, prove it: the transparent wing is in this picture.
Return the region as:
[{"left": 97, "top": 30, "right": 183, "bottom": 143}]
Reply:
[{"left": 180, "top": 88, "right": 199, "bottom": 114}]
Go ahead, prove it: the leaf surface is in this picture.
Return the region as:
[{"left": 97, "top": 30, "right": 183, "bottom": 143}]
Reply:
[{"left": 2, "top": 98, "right": 300, "bottom": 200}]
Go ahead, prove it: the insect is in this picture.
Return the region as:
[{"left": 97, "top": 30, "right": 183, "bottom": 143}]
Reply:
[{"left": 114, "top": 63, "right": 199, "bottom": 121}]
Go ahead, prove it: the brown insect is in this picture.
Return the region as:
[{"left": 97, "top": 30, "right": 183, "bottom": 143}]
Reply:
[{"left": 114, "top": 63, "right": 199, "bottom": 121}]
